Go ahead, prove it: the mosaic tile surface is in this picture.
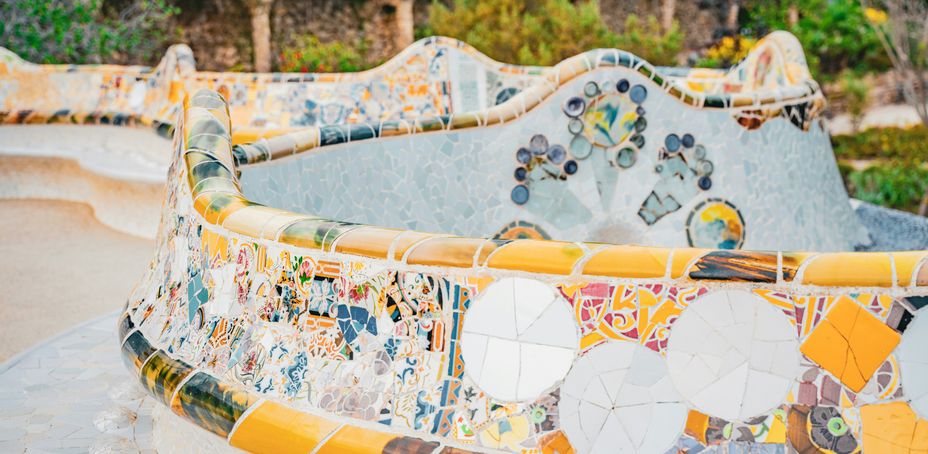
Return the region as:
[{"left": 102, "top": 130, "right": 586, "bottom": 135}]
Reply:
[{"left": 112, "top": 84, "right": 928, "bottom": 453}]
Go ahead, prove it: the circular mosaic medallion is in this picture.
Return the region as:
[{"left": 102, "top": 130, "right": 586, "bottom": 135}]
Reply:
[
  {"left": 899, "top": 309, "right": 928, "bottom": 418},
  {"left": 493, "top": 221, "right": 551, "bottom": 240},
  {"left": 666, "top": 290, "right": 800, "bottom": 421},
  {"left": 686, "top": 198, "right": 746, "bottom": 249},
  {"left": 560, "top": 342, "right": 688, "bottom": 453},
  {"left": 582, "top": 93, "right": 639, "bottom": 148},
  {"left": 461, "top": 278, "right": 578, "bottom": 402}
]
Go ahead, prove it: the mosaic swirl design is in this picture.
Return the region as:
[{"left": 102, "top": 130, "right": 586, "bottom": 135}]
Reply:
[{"left": 686, "top": 198, "right": 746, "bottom": 249}]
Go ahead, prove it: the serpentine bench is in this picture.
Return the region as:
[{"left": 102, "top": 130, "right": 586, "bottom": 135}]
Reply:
[{"left": 120, "top": 36, "right": 928, "bottom": 453}]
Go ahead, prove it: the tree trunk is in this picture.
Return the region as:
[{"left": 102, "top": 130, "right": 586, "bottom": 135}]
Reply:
[
  {"left": 787, "top": 4, "right": 799, "bottom": 27},
  {"left": 660, "top": 0, "right": 676, "bottom": 33},
  {"left": 248, "top": 0, "right": 274, "bottom": 72},
  {"left": 726, "top": 0, "right": 739, "bottom": 31},
  {"left": 392, "top": 0, "right": 415, "bottom": 51}
]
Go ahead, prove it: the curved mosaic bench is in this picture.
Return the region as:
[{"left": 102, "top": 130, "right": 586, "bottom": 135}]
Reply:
[
  {"left": 121, "top": 67, "right": 928, "bottom": 454},
  {"left": 0, "top": 37, "right": 542, "bottom": 237},
  {"left": 233, "top": 32, "right": 865, "bottom": 252},
  {"left": 0, "top": 37, "right": 544, "bottom": 141}
]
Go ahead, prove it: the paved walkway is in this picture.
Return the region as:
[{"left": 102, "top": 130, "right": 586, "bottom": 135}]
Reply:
[
  {"left": 0, "top": 200, "right": 154, "bottom": 361},
  {"left": 0, "top": 312, "right": 156, "bottom": 453}
]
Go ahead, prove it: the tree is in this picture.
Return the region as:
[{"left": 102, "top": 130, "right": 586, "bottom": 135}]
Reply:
[
  {"left": 246, "top": 0, "right": 274, "bottom": 72},
  {"left": 389, "top": 0, "right": 414, "bottom": 51},
  {"left": 863, "top": 0, "right": 928, "bottom": 215}
]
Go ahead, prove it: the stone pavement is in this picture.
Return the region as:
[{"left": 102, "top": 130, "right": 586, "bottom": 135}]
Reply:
[{"left": 0, "top": 312, "right": 155, "bottom": 454}]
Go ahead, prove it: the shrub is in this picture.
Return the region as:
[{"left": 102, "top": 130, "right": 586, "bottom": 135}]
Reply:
[
  {"left": 428, "top": 0, "right": 683, "bottom": 66},
  {"left": 831, "top": 126, "right": 928, "bottom": 162},
  {"left": 277, "top": 35, "right": 367, "bottom": 72},
  {"left": 837, "top": 71, "right": 870, "bottom": 132},
  {"left": 697, "top": 35, "right": 757, "bottom": 68},
  {"left": 614, "top": 15, "right": 684, "bottom": 67},
  {"left": 840, "top": 161, "right": 928, "bottom": 213},
  {"left": 0, "top": 0, "right": 179, "bottom": 65},
  {"left": 745, "top": 0, "right": 890, "bottom": 78}
]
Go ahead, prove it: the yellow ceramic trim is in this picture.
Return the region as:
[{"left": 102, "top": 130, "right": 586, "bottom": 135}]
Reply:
[
  {"left": 801, "top": 252, "right": 894, "bottom": 287},
  {"left": 893, "top": 251, "right": 928, "bottom": 287},
  {"left": 484, "top": 240, "right": 585, "bottom": 276},
  {"left": 182, "top": 90, "right": 928, "bottom": 288},
  {"left": 582, "top": 245, "right": 670, "bottom": 279},
  {"left": 229, "top": 401, "right": 341, "bottom": 454}
]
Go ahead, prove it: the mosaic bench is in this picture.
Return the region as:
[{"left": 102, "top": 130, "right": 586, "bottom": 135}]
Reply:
[
  {"left": 0, "top": 37, "right": 545, "bottom": 238},
  {"left": 120, "top": 39, "right": 928, "bottom": 454}
]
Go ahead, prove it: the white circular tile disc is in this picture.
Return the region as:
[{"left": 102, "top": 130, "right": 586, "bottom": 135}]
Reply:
[
  {"left": 899, "top": 308, "right": 928, "bottom": 418},
  {"left": 461, "top": 277, "right": 578, "bottom": 402},
  {"left": 559, "top": 341, "right": 688, "bottom": 453},
  {"left": 666, "top": 289, "right": 799, "bottom": 421}
]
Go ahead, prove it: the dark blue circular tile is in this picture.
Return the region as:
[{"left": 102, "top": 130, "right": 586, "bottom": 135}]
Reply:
[
  {"left": 665, "top": 134, "right": 681, "bottom": 152},
  {"left": 698, "top": 176, "right": 712, "bottom": 190},
  {"left": 563, "top": 97, "right": 586, "bottom": 117},
  {"left": 617, "top": 79, "right": 630, "bottom": 93},
  {"left": 547, "top": 144, "right": 567, "bottom": 164},
  {"left": 511, "top": 185, "right": 530, "bottom": 205},
  {"left": 530, "top": 134, "right": 549, "bottom": 155},
  {"left": 514, "top": 167, "right": 528, "bottom": 181},
  {"left": 635, "top": 116, "right": 647, "bottom": 132},
  {"left": 516, "top": 147, "right": 532, "bottom": 164},
  {"left": 682, "top": 133, "right": 695, "bottom": 148},
  {"left": 630, "top": 85, "right": 647, "bottom": 104},
  {"left": 564, "top": 160, "right": 578, "bottom": 175}
]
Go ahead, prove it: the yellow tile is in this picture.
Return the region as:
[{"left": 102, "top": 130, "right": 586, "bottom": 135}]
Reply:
[
  {"left": 581, "top": 245, "right": 670, "bottom": 278},
  {"left": 314, "top": 425, "right": 396, "bottom": 454},
  {"left": 893, "top": 251, "right": 928, "bottom": 287},
  {"left": 391, "top": 231, "right": 440, "bottom": 261},
  {"left": 917, "top": 258, "right": 928, "bottom": 287},
  {"left": 800, "top": 297, "right": 900, "bottom": 392},
  {"left": 334, "top": 226, "right": 405, "bottom": 259},
  {"left": 229, "top": 401, "right": 340, "bottom": 454},
  {"left": 405, "top": 237, "right": 490, "bottom": 268},
  {"left": 670, "top": 248, "right": 711, "bottom": 279},
  {"left": 485, "top": 240, "right": 584, "bottom": 275},
  {"left": 861, "top": 402, "right": 928, "bottom": 452},
  {"left": 781, "top": 252, "right": 816, "bottom": 282},
  {"left": 802, "top": 253, "right": 893, "bottom": 287}
]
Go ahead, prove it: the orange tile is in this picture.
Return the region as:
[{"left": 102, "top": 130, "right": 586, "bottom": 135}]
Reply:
[
  {"left": 801, "top": 253, "right": 893, "bottom": 287},
  {"left": 333, "top": 226, "right": 405, "bottom": 259},
  {"left": 315, "top": 425, "right": 438, "bottom": 453},
  {"left": 581, "top": 245, "right": 669, "bottom": 278},
  {"left": 800, "top": 296, "right": 900, "bottom": 392},
  {"left": 670, "top": 248, "right": 711, "bottom": 279},
  {"left": 229, "top": 401, "right": 340, "bottom": 453},
  {"left": 405, "top": 237, "right": 490, "bottom": 268},
  {"left": 893, "top": 251, "right": 928, "bottom": 287},
  {"left": 485, "top": 240, "right": 584, "bottom": 275},
  {"left": 861, "top": 402, "right": 928, "bottom": 452}
]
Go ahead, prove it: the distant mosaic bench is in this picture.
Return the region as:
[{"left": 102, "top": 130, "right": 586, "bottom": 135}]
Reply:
[{"left": 122, "top": 37, "right": 928, "bottom": 454}]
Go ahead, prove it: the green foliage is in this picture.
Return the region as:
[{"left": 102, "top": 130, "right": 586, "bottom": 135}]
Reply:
[
  {"left": 0, "top": 0, "right": 179, "bottom": 65},
  {"left": 277, "top": 35, "right": 368, "bottom": 72},
  {"left": 614, "top": 15, "right": 684, "bottom": 67},
  {"left": 837, "top": 71, "right": 870, "bottom": 132},
  {"left": 832, "top": 127, "right": 928, "bottom": 162},
  {"left": 746, "top": 0, "right": 890, "bottom": 78},
  {"left": 697, "top": 35, "right": 757, "bottom": 68},
  {"left": 840, "top": 161, "right": 928, "bottom": 213},
  {"left": 428, "top": 0, "right": 683, "bottom": 66}
]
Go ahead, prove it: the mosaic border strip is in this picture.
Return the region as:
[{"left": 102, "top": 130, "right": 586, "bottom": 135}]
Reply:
[
  {"left": 187, "top": 87, "right": 924, "bottom": 299},
  {"left": 232, "top": 31, "right": 825, "bottom": 164}
]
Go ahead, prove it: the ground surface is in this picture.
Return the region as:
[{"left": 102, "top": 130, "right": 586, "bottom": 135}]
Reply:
[
  {"left": 0, "top": 199, "right": 153, "bottom": 362},
  {"left": 0, "top": 312, "right": 157, "bottom": 453}
]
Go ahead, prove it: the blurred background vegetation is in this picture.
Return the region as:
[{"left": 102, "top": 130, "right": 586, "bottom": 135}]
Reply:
[{"left": 1, "top": 0, "right": 925, "bottom": 214}]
